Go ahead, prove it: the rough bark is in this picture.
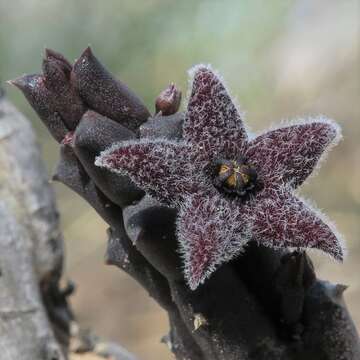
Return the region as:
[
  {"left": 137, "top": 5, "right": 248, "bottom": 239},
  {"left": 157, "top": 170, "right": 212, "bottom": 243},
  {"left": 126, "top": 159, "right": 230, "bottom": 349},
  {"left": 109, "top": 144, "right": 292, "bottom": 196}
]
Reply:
[{"left": 0, "top": 92, "right": 137, "bottom": 360}]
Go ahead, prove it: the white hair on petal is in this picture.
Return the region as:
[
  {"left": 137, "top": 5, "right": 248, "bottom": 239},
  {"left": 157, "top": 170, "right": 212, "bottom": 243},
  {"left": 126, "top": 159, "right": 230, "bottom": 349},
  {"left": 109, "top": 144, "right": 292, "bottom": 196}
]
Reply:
[
  {"left": 96, "top": 65, "right": 346, "bottom": 290},
  {"left": 176, "top": 194, "right": 252, "bottom": 290},
  {"left": 186, "top": 63, "right": 245, "bottom": 128},
  {"left": 96, "top": 137, "right": 212, "bottom": 207},
  {"left": 294, "top": 191, "right": 347, "bottom": 260}
]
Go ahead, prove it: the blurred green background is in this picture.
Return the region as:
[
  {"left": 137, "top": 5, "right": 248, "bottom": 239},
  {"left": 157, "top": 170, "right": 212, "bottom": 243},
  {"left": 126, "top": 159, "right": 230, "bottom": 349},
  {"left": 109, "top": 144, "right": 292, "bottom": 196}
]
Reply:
[{"left": 0, "top": 0, "right": 359, "bottom": 359}]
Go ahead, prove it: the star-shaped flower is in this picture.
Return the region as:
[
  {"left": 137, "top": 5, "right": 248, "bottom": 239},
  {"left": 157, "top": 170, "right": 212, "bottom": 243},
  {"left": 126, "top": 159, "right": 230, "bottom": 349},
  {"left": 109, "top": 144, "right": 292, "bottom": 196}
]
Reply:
[{"left": 96, "top": 64, "right": 344, "bottom": 290}]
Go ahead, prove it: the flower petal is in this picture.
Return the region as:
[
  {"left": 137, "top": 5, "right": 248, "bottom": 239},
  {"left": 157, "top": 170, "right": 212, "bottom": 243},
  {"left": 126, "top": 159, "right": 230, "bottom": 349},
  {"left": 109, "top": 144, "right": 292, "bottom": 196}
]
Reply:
[
  {"left": 177, "top": 194, "right": 251, "bottom": 290},
  {"left": 246, "top": 118, "right": 341, "bottom": 188},
  {"left": 184, "top": 65, "right": 248, "bottom": 161},
  {"left": 245, "top": 188, "right": 344, "bottom": 261},
  {"left": 96, "top": 139, "right": 209, "bottom": 205}
]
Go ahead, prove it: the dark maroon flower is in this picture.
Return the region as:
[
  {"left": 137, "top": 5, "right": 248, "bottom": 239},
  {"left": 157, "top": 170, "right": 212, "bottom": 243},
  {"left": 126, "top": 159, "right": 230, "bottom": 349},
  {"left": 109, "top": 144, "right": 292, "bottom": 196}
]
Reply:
[{"left": 93, "top": 65, "right": 344, "bottom": 289}]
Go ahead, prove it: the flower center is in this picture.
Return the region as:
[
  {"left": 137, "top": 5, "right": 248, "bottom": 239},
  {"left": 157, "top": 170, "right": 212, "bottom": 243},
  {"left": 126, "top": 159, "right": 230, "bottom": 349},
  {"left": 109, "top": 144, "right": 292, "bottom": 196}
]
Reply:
[{"left": 212, "top": 158, "right": 258, "bottom": 197}]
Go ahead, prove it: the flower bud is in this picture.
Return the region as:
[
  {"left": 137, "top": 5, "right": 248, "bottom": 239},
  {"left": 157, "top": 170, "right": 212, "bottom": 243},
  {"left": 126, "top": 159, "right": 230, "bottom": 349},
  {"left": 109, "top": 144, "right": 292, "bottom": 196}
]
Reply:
[{"left": 155, "top": 83, "right": 182, "bottom": 116}]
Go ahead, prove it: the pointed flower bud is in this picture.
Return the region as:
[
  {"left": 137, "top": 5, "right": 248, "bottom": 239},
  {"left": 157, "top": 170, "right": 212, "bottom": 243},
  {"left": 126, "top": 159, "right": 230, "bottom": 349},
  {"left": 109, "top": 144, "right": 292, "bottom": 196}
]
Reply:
[{"left": 155, "top": 83, "right": 182, "bottom": 116}]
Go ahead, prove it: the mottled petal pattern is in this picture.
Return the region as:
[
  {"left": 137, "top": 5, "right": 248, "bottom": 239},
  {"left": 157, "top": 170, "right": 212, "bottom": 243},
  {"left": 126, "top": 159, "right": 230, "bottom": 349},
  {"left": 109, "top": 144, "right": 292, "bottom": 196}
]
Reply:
[
  {"left": 96, "top": 139, "right": 211, "bottom": 205},
  {"left": 177, "top": 194, "right": 251, "bottom": 290},
  {"left": 184, "top": 65, "right": 248, "bottom": 161},
  {"left": 243, "top": 188, "right": 344, "bottom": 261},
  {"left": 246, "top": 118, "right": 341, "bottom": 188}
]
